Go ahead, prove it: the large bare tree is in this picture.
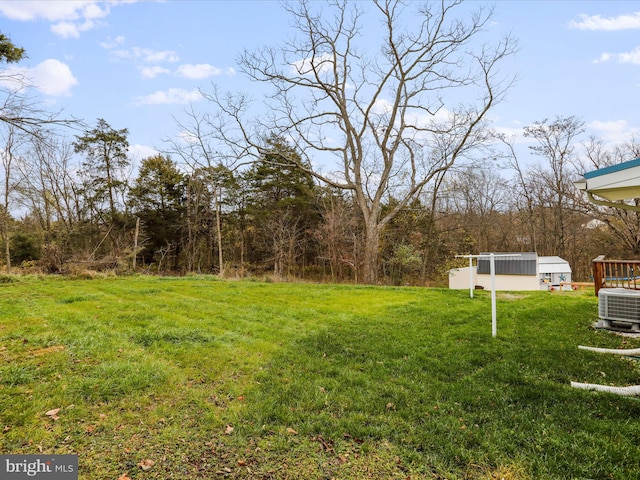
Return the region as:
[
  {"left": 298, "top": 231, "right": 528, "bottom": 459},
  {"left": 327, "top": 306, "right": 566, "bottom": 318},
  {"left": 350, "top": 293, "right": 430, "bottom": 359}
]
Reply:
[{"left": 200, "top": 0, "right": 516, "bottom": 283}]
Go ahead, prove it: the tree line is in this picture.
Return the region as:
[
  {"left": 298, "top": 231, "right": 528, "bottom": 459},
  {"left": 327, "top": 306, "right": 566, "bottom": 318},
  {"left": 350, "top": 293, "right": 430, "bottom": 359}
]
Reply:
[
  {"left": 1, "top": 114, "right": 639, "bottom": 285},
  {"left": 1, "top": 1, "right": 639, "bottom": 285}
]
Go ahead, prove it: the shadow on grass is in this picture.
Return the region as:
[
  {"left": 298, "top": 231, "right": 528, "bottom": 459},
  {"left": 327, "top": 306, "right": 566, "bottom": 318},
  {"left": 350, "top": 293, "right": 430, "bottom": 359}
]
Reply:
[{"left": 237, "top": 293, "right": 640, "bottom": 479}]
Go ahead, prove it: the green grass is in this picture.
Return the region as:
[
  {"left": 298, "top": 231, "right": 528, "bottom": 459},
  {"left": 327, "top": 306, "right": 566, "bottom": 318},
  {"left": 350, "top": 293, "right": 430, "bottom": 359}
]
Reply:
[{"left": 0, "top": 276, "right": 639, "bottom": 479}]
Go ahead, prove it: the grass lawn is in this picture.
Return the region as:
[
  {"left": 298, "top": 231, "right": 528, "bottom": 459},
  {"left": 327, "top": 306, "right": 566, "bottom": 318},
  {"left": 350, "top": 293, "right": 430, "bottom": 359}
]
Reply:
[{"left": 1, "top": 275, "right": 640, "bottom": 479}]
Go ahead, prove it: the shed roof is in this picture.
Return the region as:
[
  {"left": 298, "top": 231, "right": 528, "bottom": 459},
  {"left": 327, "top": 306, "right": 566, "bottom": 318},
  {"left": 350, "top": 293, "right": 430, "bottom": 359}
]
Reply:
[
  {"left": 477, "top": 252, "right": 537, "bottom": 276},
  {"left": 538, "top": 256, "right": 571, "bottom": 274},
  {"left": 538, "top": 255, "right": 570, "bottom": 266}
]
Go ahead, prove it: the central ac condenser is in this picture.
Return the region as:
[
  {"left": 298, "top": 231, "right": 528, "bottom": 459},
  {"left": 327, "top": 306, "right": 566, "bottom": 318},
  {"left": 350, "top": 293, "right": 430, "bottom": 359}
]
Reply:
[{"left": 598, "top": 288, "right": 640, "bottom": 330}]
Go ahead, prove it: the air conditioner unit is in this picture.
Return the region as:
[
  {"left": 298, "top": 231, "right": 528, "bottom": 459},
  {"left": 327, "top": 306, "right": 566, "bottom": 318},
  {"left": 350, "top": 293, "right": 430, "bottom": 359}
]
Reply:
[{"left": 598, "top": 288, "right": 640, "bottom": 331}]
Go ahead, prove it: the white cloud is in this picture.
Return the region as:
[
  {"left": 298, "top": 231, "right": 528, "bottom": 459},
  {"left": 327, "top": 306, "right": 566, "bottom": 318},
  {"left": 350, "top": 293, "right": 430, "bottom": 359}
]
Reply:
[
  {"left": 83, "top": 2, "right": 110, "bottom": 20},
  {"left": 137, "top": 48, "right": 179, "bottom": 64},
  {"left": 175, "top": 64, "right": 235, "bottom": 79},
  {"left": 618, "top": 46, "right": 640, "bottom": 64},
  {"left": 31, "top": 59, "right": 78, "bottom": 96},
  {"left": 595, "top": 46, "right": 640, "bottom": 65},
  {"left": 140, "top": 66, "right": 171, "bottom": 79},
  {"left": 177, "top": 129, "right": 199, "bottom": 145},
  {"left": 100, "top": 35, "right": 125, "bottom": 49},
  {"left": 493, "top": 125, "right": 527, "bottom": 143},
  {"left": 0, "top": 66, "right": 27, "bottom": 92},
  {"left": 371, "top": 98, "right": 393, "bottom": 115},
  {"left": 111, "top": 46, "right": 179, "bottom": 64},
  {"left": 134, "top": 88, "right": 202, "bottom": 106},
  {"left": 102, "top": 38, "right": 179, "bottom": 78},
  {"left": 291, "top": 53, "right": 334, "bottom": 76},
  {"left": 0, "top": 1, "right": 116, "bottom": 38},
  {"left": 3, "top": 59, "right": 79, "bottom": 96},
  {"left": 51, "top": 21, "right": 83, "bottom": 39},
  {"left": 54, "top": 18, "right": 103, "bottom": 39},
  {"left": 0, "top": 1, "right": 96, "bottom": 21},
  {"left": 589, "top": 119, "right": 640, "bottom": 145},
  {"left": 371, "top": 98, "right": 451, "bottom": 129},
  {"left": 595, "top": 52, "right": 612, "bottom": 63},
  {"left": 569, "top": 12, "right": 640, "bottom": 31},
  {"left": 129, "top": 143, "right": 159, "bottom": 161}
]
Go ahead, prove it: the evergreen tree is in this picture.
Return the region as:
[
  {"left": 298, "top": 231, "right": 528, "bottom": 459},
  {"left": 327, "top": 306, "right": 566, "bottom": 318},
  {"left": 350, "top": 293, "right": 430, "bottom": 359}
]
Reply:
[
  {"left": 244, "top": 135, "right": 320, "bottom": 276},
  {"left": 74, "top": 119, "right": 130, "bottom": 221},
  {"left": 0, "top": 32, "right": 25, "bottom": 64},
  {"left": 129, "top": 155, "right": 186, "bottom": 268}
]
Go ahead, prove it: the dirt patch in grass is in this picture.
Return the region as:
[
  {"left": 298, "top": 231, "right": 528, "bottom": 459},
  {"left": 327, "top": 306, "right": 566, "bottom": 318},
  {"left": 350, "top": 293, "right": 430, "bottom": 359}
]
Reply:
[
  {"left": 30, "top": 345, "right": 65, "bottom": 356},
  {"left": 498, "top": 293, "right": 529, "bottom": 300}
]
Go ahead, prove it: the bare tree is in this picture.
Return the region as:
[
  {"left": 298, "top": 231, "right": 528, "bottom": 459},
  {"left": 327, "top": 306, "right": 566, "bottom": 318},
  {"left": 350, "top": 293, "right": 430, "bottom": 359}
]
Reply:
[
  {"left": 258, "top": 209, "right": 305, "bottom": 279},
  {"left": 522, "top": 116, "right": 585, "bottom": 258},
  {"left": 166, "top": 107, "right": 241, "bottom": 276},
  {"left": 498, "top": 135, "right": 540, "bottom": 251},
  {"left": 0, "top": 121, "right": 26, "bottom": 270},
  {"left": 18, "top": 134, "right": 80, "bottom": 234},
  {"left": 314, "top": 189, "right": 359, "bottom": 282},
  {"left": 446, "top": 163, "right": 509, "bottom": 252},
  {"left": 200, "top": 0, "right": 516, "bottom": 283}
]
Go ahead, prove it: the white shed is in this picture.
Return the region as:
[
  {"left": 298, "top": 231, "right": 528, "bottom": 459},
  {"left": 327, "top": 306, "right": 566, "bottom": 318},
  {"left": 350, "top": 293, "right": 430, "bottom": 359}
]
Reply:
[
  {"left": 538, "top": 256, "right": 572, "bottom": 290},
  {"left": 449, "top": 252, "right": 572, "bottom": 291}
]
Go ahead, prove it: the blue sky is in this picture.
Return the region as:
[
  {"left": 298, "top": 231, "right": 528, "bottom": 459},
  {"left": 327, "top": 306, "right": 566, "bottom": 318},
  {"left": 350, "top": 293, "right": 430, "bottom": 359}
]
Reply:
[{"left": 1, "top": 1, "right": 639, "bottom": 169}]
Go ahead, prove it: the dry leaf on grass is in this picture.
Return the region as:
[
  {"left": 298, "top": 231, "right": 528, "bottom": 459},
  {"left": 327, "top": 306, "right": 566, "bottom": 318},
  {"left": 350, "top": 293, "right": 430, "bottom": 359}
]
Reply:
[
  {"left": 225, "top": 425, "right": 234, "bottom": 434},
  {"left": 45, "top": 408, "right": 61, "bottom": 421},
  {"left": 138, "top": 459, "right": 155, "bottom": 471}
]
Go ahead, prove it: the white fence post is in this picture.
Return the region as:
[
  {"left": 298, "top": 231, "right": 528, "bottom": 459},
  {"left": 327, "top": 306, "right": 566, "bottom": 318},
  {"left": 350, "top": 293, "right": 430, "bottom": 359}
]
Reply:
[
  {"left": 455, "top": 253, "right": 521, "bottom": 338},
  {"left": 490, "top": 253, "right": 497, "bottom": 338}
]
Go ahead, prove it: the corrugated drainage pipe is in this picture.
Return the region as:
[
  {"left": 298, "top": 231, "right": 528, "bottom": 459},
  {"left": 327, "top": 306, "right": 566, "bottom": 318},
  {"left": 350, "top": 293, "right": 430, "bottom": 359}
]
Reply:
[
  {"left": 578, "top": 346, "right": 640, "bottom": 355},
  {"left": 572, "top": 345, "right": 640, "bottom": 396},
  {"left": 570, "top": 382, "right": 640, "bottom": 396}
]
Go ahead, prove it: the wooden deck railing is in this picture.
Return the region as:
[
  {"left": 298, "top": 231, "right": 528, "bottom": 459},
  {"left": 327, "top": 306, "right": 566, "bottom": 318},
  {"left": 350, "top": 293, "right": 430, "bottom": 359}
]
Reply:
[{"left": 592, "top": 255, "right": 640, "bottom": 294}]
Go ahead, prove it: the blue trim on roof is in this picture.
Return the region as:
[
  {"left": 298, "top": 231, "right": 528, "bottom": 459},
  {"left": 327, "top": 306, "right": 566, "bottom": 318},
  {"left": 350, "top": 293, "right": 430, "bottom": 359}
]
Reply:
[{"left": 584, "top": 158, "right": 640, "bottom": 179}]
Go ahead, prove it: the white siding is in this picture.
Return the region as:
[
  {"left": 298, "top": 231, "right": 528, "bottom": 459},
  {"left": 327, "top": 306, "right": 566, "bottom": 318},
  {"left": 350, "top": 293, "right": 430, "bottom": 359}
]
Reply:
[
  {"left": 476, "top": 273, "right": 539, "bottom": 291},
  {"left": 449, "top": 267, "right": 477, "bottom": 289}
]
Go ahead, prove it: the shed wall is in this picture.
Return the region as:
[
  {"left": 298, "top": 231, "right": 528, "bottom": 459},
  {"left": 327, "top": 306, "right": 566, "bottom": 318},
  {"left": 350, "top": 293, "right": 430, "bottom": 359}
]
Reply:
[
  {"left": 476, "top": 273, "right": 539, "bottom": 291},
  {"left": 449, "top": 267, "right": 477, "bottom": 289}
]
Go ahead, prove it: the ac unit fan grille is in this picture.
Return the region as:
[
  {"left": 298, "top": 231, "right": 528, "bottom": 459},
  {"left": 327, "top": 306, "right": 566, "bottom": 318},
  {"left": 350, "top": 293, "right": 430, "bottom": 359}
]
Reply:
[{"left": 599, "top": 288, "right": 640, "bottom": 324}]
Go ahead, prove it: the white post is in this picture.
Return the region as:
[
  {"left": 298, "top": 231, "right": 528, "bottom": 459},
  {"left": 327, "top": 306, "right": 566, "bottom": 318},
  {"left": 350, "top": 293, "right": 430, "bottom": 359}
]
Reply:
[
  {"left": 490, "top": 253, "right": 497, "bottom": 338},
  {"left": 456, "top": 253, "right": 518, "bottom": 338},
  {"left": 469, "top": 256, "right": 474, "bottom": 299}
]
